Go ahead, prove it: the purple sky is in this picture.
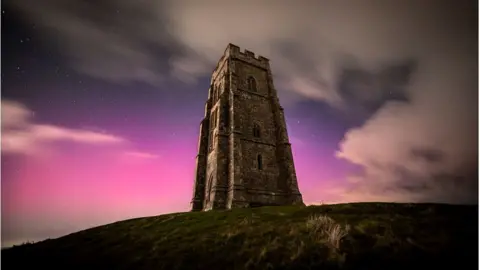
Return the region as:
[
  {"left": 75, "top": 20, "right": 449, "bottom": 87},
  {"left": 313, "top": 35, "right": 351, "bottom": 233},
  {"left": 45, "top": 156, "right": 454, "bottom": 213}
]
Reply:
[{"left": 2, "top": 0, "right": 477, "bottom": 247}]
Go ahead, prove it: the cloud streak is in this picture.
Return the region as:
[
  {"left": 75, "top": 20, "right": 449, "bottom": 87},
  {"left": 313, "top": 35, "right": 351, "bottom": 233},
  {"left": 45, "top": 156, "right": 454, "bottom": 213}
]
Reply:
[
  {"left": 1, "top": 100, "right": 160, "bottom": 159},
  {"left": 124, "top": 151, "right": 160, "bottom": 160}
]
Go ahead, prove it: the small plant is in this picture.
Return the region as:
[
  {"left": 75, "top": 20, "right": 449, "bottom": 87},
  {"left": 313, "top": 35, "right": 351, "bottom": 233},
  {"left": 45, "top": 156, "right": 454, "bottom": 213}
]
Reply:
[
  {"left": 239, "top": 213, "right": 259, "bottom": 226},
  {"left": 306, "top": 214, "right": 350, "bottom": 249},
  {"left": 239, "top": 216, "right": 251, "bottom": 226}
]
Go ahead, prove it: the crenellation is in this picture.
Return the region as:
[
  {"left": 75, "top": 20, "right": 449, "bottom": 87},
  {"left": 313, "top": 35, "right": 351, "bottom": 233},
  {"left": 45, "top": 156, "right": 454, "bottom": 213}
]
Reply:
[
  {"left": 244, "top": 49, "right": 255, "bottom": 58},
  {"left": 192, "top": 44, "right": 304, "bottom": 211},
  {"left": 223, "top": 43, "right": 269, "bottom": 70},
  {"left": 236, "top": 53, "right": 268, "bottom": 70},
  {"left": 258, "top": 55, "right": 269, "bottom": 62}
]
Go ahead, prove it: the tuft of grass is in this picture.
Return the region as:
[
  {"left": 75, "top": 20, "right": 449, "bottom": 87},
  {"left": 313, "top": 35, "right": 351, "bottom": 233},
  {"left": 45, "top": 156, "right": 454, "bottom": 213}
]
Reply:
[{"left": 306, "top": 214, "right": 350, "bottom": 249}]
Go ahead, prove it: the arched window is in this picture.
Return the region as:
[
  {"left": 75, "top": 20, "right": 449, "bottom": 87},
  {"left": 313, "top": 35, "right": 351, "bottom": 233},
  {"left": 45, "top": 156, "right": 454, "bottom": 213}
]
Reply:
[
  {"left": 247, "top": 76, "right": 257, "bottom": 92},
  {"left": 253, "top": 123, "right": 261, "bottom": 138},
  {"left": 257, "top": 154, "right": 263, "bottom": 170}
]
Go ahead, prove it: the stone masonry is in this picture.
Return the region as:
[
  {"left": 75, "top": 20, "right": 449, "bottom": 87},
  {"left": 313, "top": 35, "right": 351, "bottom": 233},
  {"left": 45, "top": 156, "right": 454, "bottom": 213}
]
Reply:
[{"left": 191, "top": 44, "right": 304, "bottom": 211}]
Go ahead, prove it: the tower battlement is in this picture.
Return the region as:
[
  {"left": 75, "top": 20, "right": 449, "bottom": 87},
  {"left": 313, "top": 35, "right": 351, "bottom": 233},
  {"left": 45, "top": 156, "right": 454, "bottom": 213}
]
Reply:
[
  {"left": 191, "top": 44, "right": 304, "bottom": 211},
  {"left": 213, "top": 44, "right": 270, "bottom": 75},
  {"left": 225, "top": 43, "right": 269, "bottom": 62},
  {"left": 224, "top": 43, "right": 269, "bottom": 64}
]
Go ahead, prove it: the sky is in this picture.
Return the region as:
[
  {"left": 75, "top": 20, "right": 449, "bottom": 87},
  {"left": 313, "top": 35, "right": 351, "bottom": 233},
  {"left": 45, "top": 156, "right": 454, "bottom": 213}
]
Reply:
[{"left": 1, "top": 0, "right": 478, "bottom": 247}]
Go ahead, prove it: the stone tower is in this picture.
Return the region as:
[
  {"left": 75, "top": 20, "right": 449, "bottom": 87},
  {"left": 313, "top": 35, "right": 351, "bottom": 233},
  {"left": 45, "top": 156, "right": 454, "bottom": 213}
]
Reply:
[{"left": 191, "top": 44, "right": 304, "bottom": 211}]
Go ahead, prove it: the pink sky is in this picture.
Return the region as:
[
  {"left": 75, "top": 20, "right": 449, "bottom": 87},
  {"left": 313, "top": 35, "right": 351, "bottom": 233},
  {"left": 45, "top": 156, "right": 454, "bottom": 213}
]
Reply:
[{"left": 1, "top": 99, "right": 355, "bottom": 247}]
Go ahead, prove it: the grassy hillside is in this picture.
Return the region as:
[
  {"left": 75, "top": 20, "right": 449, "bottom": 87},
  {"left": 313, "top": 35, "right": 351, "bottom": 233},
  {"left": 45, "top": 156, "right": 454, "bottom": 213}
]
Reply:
[{"left": 2, "top": 203, "right": 478, "bottom": 269}]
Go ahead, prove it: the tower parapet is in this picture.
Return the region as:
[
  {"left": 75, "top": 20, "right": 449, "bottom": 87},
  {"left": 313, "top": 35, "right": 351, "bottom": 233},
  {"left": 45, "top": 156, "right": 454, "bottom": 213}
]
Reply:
[{"left": 223, "top": 43, "right": 269, "bottom": 69}]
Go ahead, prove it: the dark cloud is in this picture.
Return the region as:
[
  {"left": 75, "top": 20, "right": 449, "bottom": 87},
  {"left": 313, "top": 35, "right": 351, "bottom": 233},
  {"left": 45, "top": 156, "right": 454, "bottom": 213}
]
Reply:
[
  {"left": 336, "top": 60, "right": 415, "bottom": 122},
  {"left": 9, "top": 0, "right": 182, "bottom": 85}
]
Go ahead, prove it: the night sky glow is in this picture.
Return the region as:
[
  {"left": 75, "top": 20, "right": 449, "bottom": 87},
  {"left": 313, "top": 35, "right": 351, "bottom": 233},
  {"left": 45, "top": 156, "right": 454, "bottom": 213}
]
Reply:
[{"left": 2, "top": 0, "right": 478, "bottom": 247}]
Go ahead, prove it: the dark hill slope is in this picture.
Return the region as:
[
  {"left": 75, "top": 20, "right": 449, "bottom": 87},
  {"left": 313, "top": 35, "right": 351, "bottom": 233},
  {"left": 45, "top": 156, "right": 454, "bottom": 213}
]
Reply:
[{"left": 2, "top": 203, "right": 478, "bottom": 270}]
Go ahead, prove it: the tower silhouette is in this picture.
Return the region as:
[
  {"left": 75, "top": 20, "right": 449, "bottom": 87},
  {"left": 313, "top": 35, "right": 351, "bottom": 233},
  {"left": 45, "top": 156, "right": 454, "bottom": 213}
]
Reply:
[{"left": 191, "top": 44, "right": 304, "bottom": 211}]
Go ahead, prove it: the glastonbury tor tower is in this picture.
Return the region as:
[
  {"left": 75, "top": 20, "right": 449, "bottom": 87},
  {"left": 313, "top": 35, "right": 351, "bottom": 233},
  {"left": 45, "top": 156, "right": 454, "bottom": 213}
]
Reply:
[{"left": 191, "top": 44, "right": 304, "bottom": 211}]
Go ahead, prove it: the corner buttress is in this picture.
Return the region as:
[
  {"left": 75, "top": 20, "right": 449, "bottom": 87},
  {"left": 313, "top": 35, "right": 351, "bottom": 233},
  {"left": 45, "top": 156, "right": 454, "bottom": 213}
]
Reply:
[{"left": 191, "top": 118, "right": 210, "bottom": 211}]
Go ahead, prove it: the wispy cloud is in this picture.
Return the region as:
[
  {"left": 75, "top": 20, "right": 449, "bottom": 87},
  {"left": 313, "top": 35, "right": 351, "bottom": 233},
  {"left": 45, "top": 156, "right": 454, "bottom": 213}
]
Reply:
[
  {"left": 124, "top": 151, "right": 160, "bottom": 159},
  {"left": 1, "top": 100, "right": 157, "bottom": 159}
]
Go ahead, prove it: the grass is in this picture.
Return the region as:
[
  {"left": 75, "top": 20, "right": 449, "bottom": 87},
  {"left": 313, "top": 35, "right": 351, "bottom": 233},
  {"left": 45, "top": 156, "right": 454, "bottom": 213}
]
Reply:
[
  {"left": 306, "top": 214, "right": 350, "bottom": 249},
  {"left": 2, "top": 203, "right": 478, "bottom": 269}
]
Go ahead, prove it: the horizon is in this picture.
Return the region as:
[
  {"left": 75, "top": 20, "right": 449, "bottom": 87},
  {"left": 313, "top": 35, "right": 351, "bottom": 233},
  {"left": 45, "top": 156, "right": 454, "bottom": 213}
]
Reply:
[
  {"left": 3, "top": 201, "right": 476, "bottom": 248},
  {"left": 2, "top": 0, "right": 478, "bottom": 247}
]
